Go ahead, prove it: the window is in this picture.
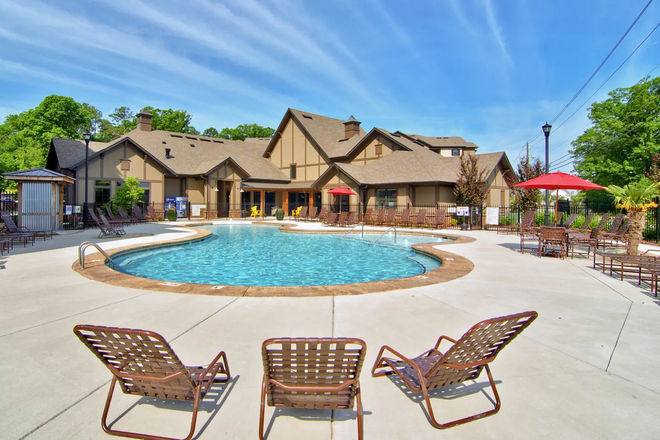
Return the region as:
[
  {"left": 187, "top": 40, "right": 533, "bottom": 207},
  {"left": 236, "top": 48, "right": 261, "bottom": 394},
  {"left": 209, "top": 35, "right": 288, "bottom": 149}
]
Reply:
[
  {"left": 290, "top": 164, "right": 297, "bottom": 179},
  {"left": 375, "top": 143, "right": 383, "bottom": 155},
  {"left": 376, "top": 189, "right": 397, "bottom": 208},
  {"left": 451, "top": 148, "right": 461, "bottom": 156},
  {"left": 95, "top": 180, "right": 110, "bottom": 205}
]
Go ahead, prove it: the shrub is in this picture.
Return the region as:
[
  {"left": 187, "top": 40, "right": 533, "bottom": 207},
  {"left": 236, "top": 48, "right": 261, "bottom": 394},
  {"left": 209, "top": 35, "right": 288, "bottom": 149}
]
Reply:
[{"left": 166, "top": 209, "right": 177, "bottom": 221}]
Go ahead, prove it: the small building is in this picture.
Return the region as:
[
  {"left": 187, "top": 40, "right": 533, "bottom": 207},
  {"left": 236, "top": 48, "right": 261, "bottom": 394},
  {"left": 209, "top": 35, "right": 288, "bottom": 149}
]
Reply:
[{"left": 2, "top": 168, "right": 75, "bottom": 231}]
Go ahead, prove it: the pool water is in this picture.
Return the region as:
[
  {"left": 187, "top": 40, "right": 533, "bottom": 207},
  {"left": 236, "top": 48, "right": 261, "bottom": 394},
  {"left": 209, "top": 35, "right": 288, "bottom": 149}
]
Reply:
[{"left": 112, "top": 225, "right": 446, "bottom": 287}]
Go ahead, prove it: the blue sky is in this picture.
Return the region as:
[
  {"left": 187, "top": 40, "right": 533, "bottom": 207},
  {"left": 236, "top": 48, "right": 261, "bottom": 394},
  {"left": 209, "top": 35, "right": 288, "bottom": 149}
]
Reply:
[{"left": 0, "top": 0, "right": 658, "bottom": 172}]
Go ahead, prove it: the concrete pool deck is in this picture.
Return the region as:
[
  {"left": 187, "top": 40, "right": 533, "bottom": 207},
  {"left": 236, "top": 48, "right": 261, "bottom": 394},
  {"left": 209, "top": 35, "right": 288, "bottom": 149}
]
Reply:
[{"left": 1, "top": 220, "right": 659, "bottom": 439}]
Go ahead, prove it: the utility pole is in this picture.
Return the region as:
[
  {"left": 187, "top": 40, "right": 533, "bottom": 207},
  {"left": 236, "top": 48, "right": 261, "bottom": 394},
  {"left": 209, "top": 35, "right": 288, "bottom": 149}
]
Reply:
[{"left": 526, "top": 142, "right": 529, "bottom": 167}]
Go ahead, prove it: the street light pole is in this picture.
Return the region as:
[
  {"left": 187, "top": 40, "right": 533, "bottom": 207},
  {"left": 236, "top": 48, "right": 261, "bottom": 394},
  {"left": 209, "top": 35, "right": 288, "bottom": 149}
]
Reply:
[
  {"left": 83, "top": 132, "right": 91, "bottom": 228},
  {"left": 542, "top": 122, "right": 552, "bottom": 226}
]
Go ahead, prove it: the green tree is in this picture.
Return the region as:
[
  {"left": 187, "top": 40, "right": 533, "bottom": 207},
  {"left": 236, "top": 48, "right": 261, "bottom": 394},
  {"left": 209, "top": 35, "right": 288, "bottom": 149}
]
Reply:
[
  {"left": 202, "top": 127, "right": 219, "bottom": 137},
  {"left": 453, "top": 154, "right": 489, "bottom": 205},
  {"left": 109, "top": 177, "right": 145, "bottom": 212},
  {"left": 606, "top": 179, "right": 660, "bottom": 255},
  {"left": 1, "top": 95, "right": 92, "bottom": 151},
  {"left": 139, "top": 107, "right": 199, "bottom": 134},
  {"left": 571, "top": 76, "right": 660, "bottom": 187},
  {"left": 218, "top": 123, "right": 274, "bottom": 141},
  {"left": 0, "top": 134, "right": 44, "bottom": 190},
  {"left": 511, "top": 157, "right": 544, "bottom": 211},
  {"left": 110, "top": 106, "right": 135, "bottom": 135},
  {"left": 82, "top": 103, "right": 103, "bottom": 135}
]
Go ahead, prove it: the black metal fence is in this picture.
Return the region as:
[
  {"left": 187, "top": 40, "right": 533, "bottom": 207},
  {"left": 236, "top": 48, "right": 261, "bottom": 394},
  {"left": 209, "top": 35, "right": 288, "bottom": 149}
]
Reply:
[{"left": 8, "top": 191, "right": 660, "bottom": 242}]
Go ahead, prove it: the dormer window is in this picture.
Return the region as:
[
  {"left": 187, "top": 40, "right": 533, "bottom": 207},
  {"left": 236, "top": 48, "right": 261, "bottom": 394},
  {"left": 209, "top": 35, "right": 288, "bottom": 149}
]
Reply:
[{"left": 451, "top": 148, "right": 460, "bottom": 156}]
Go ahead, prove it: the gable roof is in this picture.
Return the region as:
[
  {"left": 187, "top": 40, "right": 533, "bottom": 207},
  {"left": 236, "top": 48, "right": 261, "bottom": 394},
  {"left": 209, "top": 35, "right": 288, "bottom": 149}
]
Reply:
[
  {"left": 265, "top": 108, "right": 368, "bottom": 160},
  {"left": 50, "top": 138, "right": 109, "bottom": 169},
  {"left": 322, "top": 150, "right": 511, "bottom": 187},
  {"left": 58, "top": 130, "right": 288, "bottom": 181},
  {"left": 2, "top": 168, "right": 74, "bottom": 182}
]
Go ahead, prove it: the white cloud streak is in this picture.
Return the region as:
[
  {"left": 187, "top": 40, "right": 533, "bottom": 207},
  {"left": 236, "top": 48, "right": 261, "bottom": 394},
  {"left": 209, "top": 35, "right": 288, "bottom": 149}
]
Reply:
[{"left": 483, "top": 0, "right": 513, "bottom": 65}]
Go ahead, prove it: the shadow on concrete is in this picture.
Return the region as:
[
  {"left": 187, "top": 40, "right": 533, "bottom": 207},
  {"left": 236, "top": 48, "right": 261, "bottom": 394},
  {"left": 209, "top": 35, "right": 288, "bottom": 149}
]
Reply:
[
  {"left": 107, "top": 374, "right": 239, "bottom": 440},
  {"left": 384, "top": 372, "right": 500, "bottom": 428}
]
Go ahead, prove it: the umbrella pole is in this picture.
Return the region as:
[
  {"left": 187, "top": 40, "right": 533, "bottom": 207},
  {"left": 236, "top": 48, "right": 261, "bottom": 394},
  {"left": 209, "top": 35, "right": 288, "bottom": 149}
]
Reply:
[{"left": 555, "top": 189, "right": 559, "bottom": 224}]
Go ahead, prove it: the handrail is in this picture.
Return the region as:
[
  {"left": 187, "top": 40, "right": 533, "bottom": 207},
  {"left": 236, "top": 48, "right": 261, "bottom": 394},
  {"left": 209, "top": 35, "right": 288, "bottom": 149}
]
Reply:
[
  {"left": 373, "top": 226, "right": 396, "bottom": 245},
  {"left": 78, "top": 241, "right": 115, "bottom": 270},
  {"left": 340, "top": 222, "right": 365, "bottom": 239}
]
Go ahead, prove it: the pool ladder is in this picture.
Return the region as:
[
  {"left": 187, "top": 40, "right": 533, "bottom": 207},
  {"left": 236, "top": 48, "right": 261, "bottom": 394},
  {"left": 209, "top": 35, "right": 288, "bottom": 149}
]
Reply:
[
  {"left": 341, "top": 223, "right": 365, "bottom": 239},
  {"left": 78, "top": 241, "right": 115, "bottom": 270},
  {"left": 373, "top": 226, "right": 397, "bottom": 245}
]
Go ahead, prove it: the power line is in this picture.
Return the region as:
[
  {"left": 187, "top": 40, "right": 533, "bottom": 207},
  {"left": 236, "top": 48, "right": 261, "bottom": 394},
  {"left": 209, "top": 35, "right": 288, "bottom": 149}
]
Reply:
[
  {"left": 549, "top": 106, "right": 660, "bottom": 171},
  {"left": 549, "top": 20, "right": 660, "bottom": 145},
  {"left": 519, "top": 0, "right": 655, "bottom": 148},
  {"left": 548, "top": 0, "right": 655, "bottom": 125},
  {"left": 549, "top": 63, "right": 660, "bottom": 167}
]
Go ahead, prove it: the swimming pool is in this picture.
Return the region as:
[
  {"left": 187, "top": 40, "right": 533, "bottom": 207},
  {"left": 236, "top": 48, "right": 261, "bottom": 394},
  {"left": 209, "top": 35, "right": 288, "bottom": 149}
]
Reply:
[{"left": 111, "top": 225, "right": 449, "bottom": 287}]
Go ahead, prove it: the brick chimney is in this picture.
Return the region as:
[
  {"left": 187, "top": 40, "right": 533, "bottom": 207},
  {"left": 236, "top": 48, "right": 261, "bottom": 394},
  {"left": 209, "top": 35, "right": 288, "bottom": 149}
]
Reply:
[
  {"left": 136, "top": 110, "right": 152, "bottom": 132},
  {"left": 343, "top": 115, "right": 361, "bottom": 138}
]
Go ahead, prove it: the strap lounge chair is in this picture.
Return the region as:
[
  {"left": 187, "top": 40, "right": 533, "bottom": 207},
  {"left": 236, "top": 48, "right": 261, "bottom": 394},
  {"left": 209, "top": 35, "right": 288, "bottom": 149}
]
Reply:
[
  {"left": 433, "top": 208, "right": 448, "bottom": 229},
  {"left": 558, "top": 213, "right": 578, "bottom": 228},
  {"left": 371, "top": 311, "right": 538, "bottom": 429},
  {"left": 1, "top": 210, "right": 53, "bottom": 240},
  {"left": 297, "top": 206, "right": 309, "bottom": 220},
  {"left": 118, "top": 206, "right": 141, "bottom": 224},
  {"left": 315, "top": 207, "right": 328, "bottom": 222},
  {"left": 346, "top": 211, "right": 358, "bottom": 225},
  {"left": 146, "top": 205, "right": 158, "bottom": 222},
  {"left": 382, "top": 208, "right": 397, "bottom": 226},
  {"left": 98, "top": 214, "right": 126, "bottom": 238},
  {"left": 306, "top": 206, "right": 318, "bottom": 221},
  {"left": 411, "top": 209, "right": 427, "bottom": 229},
  {"left": 361, "top": 208, "right": 373, "bottom": 224},
  {"left": 501, "top": 209, "right": 534, "bottom": 235},
  {"left": 396, "top": 208, "right": 411, "bottom": 227},
  {"left": 132, "top": 205, "right": 149, "bottom": 223},
  {"left": 260, "top": 337, "right": 366, "bottom": 440},
  {"left": 324, "top": 212, "right": 339, "bottom": 226},
  {"left": 73, "top": 325, "right": 230, "bottom": 440},
  {"left": 370, "top": 208, "right": 385, "bottom": 226}
]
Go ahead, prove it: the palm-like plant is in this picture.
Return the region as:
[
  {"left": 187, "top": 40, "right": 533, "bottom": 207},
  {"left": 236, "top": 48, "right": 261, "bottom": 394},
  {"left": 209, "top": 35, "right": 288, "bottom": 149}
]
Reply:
[{"left": 606, "top": 180, "right": 660, "bottom": 255}]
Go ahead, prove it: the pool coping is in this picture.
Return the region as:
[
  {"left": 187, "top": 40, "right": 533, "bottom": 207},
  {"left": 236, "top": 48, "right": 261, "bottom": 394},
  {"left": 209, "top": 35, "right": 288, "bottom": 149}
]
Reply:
[{"left": 72, "top": 222, "right": 475, "bottom": 297}]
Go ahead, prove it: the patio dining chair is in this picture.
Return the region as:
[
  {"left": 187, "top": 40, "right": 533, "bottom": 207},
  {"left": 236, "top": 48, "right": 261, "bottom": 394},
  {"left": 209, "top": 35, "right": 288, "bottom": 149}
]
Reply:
[
  {"left": 260, "top": 337, "right": 367, "bottom": 440},
  {"left": 73, "top": 325, "right": 231, "bottom": 440},
  {"left": 371, "top": 311, "right": 538, "bottom": 429},
  {"left": 538, "top": 226, "right": 568, "bottom": 258}
]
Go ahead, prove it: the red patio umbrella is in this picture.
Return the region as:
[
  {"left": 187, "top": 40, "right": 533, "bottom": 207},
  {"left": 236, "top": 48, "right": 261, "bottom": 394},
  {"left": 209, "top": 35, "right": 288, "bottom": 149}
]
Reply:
[
  {"left": 328, "top": 186, "right": 357, "bottom": 212},
  {"left": 514, "top": 171, "right": 605, "bottom": 221}
]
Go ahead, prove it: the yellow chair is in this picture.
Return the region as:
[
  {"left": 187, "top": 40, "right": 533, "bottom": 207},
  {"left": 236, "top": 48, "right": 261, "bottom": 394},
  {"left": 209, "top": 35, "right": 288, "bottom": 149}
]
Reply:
[
  {"left": 250, "top": 206, "right": 262, "bottom": 217},
  {"left": 291, "top": 206, "right": 302, "bottom": 218}
]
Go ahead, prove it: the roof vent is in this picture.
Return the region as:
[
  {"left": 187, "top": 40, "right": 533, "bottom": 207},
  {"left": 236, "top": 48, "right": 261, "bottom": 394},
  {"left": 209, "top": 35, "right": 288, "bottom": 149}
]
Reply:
[
  {"left": 190, "top": 143, "right": 195, "bottom": 147},
  {"left": 212, "top": 140, "right": 224, "bottom": 144},
  {"left": 302, "top": 114, "right": 313, "bottom": 119},
  {"left": 162, "top": 141, "right": 167, "bottom": 144},
  {"left": 165, "top": 148, "right": 172, "bottom": 159},
  {"left": 186, "top": 136, "right": 197, "bottom": 140},
  {"left": 171, "top": 134, "right": 183, "bottom": 138},
  {"left": 200, "top": 138, "right": 211, "bottom": 142},
  {"left": 338, "top": 138, "right": 348, "bottom": 142}
]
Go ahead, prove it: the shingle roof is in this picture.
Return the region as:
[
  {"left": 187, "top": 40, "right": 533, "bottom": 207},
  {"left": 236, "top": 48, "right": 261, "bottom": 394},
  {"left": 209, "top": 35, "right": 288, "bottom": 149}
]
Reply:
[
  {"left": 288, "top": 109, "right": 367, "bottom": 159},
  {"left": 51, "top": 138, "right": 108, "bottom": 169},
  {"left": 334, "top": 150, "right": 509, "bottom": 186},
  {"left": 62, "top": 130, "right": 289, "bottom": 181},
  {"left": 402, "top": 134, "right": 479, "bottom": 150}
]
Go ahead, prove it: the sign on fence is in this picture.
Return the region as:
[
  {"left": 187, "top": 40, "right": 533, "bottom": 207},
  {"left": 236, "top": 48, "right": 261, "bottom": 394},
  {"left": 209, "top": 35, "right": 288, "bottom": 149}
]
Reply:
[
  {"left": 486, "top": 207, "right": 499, "bottom": 225},
  {"left": 457, "top": 206, "right": 469, "bottom": 216},
  {"left": 65, "top": 205, "right": 72, "bottom": 215}
]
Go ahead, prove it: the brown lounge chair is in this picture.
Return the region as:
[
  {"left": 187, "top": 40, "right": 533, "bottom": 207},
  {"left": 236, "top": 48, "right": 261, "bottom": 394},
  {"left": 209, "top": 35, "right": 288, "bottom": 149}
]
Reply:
[
  {"left": 1, "top": 210, "right": 53, "bottom": 240},
  {"left": 371, "top": 311, "right": 538, "bottom": 429},
  {"left": 260, "top": 337, "right": 366, "bottom": 440},
  {"left": 73, "top": 325, "right": 231, "bottom": 440}
]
